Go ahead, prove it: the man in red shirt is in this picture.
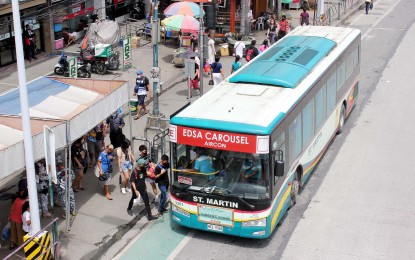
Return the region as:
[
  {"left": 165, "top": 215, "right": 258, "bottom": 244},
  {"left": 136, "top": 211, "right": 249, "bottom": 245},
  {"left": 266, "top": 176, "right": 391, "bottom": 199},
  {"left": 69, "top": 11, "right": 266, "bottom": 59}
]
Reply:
[{"left": 278, "top": 15, "right": 289, "bottom": 39}]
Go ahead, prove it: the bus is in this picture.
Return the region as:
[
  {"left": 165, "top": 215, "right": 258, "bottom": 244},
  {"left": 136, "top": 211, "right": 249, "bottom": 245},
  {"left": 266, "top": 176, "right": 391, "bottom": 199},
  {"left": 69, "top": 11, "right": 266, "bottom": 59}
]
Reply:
[{"left": 168, "top": 26, "right": 361, "bottom": 239}]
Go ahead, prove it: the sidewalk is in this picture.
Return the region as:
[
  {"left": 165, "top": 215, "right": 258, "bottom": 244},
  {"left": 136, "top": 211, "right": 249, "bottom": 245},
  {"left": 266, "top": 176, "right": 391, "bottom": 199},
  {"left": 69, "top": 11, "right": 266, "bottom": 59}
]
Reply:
[{"left": 0, "top": 2, "right": 365, "bottom": 259}]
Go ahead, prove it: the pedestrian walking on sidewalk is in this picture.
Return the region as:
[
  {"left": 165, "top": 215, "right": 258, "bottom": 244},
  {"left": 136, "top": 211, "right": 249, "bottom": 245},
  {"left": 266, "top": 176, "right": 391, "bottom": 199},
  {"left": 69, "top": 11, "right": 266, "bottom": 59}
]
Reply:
[
  {"left": 87, "top": 122, "right": 106, "bottom": 167},
  {"left": 23, "top": 24, "right": 37, "bottom": 61},
  {"left": 137, "top": 145, "right": 160, "bottom": 202},
  {"left": 71, "top": 138, "right": 87, "bottom": 192},
  {"left": 267, "top": 19, "right": 278, "bottom": 44},
  {"left": 154, "top": 154, "right": 170, "bottom": 215},
  {"left": 233, "top": 36, "right": 246, "bottom": 58},
  {"left": 231, "top": 55, "right": 242, "bottom": 74},
  {"left": 211, "top": 56, "right": 225, "bottom": 87},
  {"left": 127, "top": 160, "right": 158, "bottom": 220},
  {"left": 107, "top": 108, "right": 125, "bottom": 149},
  {"left": 300, "top": 8, "right": 310, "bottom": 26},
  {"left": 117, "top": 139, "right": 136, "bottom": 195},
  {"left": 208, "top": 35, "right": 216, "bottom": 64},
  {"left": 365, "top": 0, "right": 373, "bottom": 14},
  {"left": 133, "top": 70, "right": 152, "bottom": 119},
  {"left": 278, "top": 15, "right": 289, "bottom": 39},
  {"left": 97, "top": 144, "right": 115, "bottom": 200},
  {"left": 56, "top": 160, "right": 76, "bottom": 218},
  {"left": 35, "top": 159, "right": 52, "bottom": 218}
]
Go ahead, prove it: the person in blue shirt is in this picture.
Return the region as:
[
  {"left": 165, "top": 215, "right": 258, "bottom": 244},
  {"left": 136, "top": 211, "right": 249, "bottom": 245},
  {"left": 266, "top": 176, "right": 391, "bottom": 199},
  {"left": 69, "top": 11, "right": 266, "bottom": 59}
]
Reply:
[
  {"left": 184, "top": 148, "right": 214, "bottom": 175},
  {"left": 97, "top": 144, "right": 114, "bottom": 200},
  {"left": 241, "top": 158, "right": 262, "bottom": 182},
  {"left": 231, "top": 55, "right": 242, "bottom": 74},
  {"left": 210, "top": 56, "right": 225, "bottom": 87}
]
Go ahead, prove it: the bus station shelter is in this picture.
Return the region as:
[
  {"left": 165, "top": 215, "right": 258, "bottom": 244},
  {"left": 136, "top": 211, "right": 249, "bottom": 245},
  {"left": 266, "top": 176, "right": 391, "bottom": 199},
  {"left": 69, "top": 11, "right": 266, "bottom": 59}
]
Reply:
[{"left": 0, "top": 76, "right": 128, "bottom": 183}]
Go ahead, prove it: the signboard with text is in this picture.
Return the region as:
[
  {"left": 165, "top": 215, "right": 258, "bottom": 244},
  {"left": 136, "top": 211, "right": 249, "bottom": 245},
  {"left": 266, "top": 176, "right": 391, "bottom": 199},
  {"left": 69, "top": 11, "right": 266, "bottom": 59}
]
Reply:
[
  {"left": 123, "top": 34, "right": 132, "bottom": 70},
  {"left": 68, "top": 57, "right": 77, "bottom": 78},
  {"left": 169, "top": 125, "right": 269, "bottom": 154}
]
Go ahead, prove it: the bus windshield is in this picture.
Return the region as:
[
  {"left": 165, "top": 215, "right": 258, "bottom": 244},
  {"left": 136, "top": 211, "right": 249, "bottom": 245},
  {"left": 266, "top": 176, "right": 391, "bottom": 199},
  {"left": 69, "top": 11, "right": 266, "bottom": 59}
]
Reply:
[{"left": 171, "top": 144, "right": 270, "bottom": 201}]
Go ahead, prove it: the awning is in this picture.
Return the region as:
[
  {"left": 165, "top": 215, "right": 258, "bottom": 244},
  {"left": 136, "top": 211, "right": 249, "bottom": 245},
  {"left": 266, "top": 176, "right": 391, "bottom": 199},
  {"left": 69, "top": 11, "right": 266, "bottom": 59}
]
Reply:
[{"left": 0, "top": 76, "right": 129, "bottom": 181}]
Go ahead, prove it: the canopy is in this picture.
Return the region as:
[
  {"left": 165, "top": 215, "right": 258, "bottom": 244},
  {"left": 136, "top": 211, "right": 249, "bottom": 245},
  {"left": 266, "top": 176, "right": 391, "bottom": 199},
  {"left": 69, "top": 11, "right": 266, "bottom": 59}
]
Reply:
[
  {"left": 164, "top": 1, "right": 205, "bottom": 18},
  {"left": 0, "top": 76, "right": 128, "bottom": 181}
]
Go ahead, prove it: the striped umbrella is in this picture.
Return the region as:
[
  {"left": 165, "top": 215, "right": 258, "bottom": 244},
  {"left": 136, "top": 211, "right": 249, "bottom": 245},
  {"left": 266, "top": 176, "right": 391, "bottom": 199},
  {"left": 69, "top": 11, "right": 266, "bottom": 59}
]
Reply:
[
  {"left": 161, "top": 15, "right": 200, "bottom": 34},
  {"left": 164, "top": 1, "right": 204, "bottom": 18}
]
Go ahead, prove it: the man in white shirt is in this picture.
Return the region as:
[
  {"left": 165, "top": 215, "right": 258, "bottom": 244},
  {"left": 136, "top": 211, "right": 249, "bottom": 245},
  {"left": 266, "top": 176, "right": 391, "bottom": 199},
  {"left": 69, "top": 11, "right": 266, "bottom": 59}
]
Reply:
[{"left": 234, "top": 36, "right": 246, "bottom": 58}]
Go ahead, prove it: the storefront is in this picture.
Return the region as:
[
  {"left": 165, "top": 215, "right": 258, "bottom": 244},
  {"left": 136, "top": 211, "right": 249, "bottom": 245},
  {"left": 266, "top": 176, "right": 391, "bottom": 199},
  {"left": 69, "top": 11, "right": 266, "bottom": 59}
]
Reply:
[
  {"left": 0, "top": 17, "right": 45, "bottom": 67},
  {"left": 106, "top": 0, "right": 132, "bottom": 22}
]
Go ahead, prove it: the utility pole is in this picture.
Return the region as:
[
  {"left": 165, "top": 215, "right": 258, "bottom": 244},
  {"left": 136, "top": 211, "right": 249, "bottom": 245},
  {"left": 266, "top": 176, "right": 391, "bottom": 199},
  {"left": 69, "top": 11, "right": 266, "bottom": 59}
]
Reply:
[
  {"left": 199, "top": 2, "right": 204, "bottom": 96},
  {"left": 11, "top": 0, "right": 41, "bottom": 234},
  {"left": 152, "top": 0, "right": 160, "bottom": 116}
]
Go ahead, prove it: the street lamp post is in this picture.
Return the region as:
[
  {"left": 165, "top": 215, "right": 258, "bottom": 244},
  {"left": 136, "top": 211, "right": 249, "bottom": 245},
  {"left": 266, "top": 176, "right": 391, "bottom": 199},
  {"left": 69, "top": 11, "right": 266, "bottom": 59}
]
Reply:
[
  {"left": 199, "top": 2, "right": 204, "bottom": 96},
  {"left": 152, "top": 0, "right": 160, "bottom": 116},
  {"left": 11, "top": 0, "right": 41, "bottom": 234}
]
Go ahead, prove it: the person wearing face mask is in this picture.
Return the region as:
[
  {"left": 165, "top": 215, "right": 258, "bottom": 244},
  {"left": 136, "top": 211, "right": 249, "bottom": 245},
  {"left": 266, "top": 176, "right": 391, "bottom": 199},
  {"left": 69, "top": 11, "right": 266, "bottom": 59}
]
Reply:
[
  {"left": 133, "top": 70, "right": 153, "bottom": 120},
  {"left": 154, "top": 154, "right": 170, "bottom": 216},
  {"left": 137, "top": 145, "right": 160, "bottom": 202}
]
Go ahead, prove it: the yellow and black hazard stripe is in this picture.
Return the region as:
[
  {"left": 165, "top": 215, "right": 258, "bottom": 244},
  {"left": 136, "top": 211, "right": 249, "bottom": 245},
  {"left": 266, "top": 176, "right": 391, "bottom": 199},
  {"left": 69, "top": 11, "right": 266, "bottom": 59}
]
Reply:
[{"left": 23, "top": 231, "right": 52, "bottom": 260}]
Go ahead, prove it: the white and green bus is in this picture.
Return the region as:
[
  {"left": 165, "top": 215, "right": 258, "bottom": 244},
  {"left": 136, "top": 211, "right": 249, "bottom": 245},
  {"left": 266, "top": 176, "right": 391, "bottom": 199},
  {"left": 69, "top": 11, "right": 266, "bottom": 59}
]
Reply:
[{"left": 169, "top": 26, "right": 361, "bottom": 238}]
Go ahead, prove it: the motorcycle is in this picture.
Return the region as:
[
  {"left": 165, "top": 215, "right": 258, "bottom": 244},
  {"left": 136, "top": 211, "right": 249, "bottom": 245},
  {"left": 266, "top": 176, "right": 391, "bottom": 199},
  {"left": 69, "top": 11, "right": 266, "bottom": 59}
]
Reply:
[
  {"left": 54, "top": 52, "right": 92, "bottom": 78},
  {"left": 79, "top": 48, "right": 107, "bottom": 75},
  {"left": 106, "top": 51, "right": 120, "bottom": 70}
]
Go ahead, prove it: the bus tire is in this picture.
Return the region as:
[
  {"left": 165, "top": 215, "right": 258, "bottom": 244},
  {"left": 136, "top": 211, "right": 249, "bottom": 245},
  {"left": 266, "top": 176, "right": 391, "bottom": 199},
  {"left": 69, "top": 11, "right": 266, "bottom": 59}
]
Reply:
[
  {"left": 290, "top": 172, "right": 300, "bottom": 208},
  {"left": 337, "top": 104, "right": 346, "bottom": 135}
]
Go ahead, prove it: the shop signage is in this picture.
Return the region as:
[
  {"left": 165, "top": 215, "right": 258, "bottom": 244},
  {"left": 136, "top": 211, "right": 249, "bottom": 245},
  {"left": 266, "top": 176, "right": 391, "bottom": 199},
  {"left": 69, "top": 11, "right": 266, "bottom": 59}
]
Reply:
[
  {"left": 169, "top": 125, "right": 269, "bottom": 154},
  {"left": 68, "top": 57, "right": 77, "bottom": 78},
  {"left": 122, "top": 34, "right": 131, "bottom": 70},
  {"left": 63, "top": 7, "right": 94, "bottom": 21},
  {"left": 0, "top": 32, "right": 10, "bottom": 42}
]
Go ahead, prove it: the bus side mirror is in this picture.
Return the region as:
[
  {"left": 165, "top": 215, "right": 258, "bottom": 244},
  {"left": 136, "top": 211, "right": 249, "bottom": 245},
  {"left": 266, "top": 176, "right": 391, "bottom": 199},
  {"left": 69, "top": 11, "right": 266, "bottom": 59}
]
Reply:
[{"left": 274, "top": 160, "right": 284, "bottom": 177}]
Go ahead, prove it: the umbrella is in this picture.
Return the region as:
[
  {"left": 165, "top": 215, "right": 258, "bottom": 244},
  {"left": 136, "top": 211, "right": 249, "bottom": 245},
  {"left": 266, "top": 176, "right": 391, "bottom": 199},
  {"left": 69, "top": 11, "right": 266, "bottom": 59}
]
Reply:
[
  {"left": 281, "top": 0, "right": 300, "bottom": 3},
  {"left": 164, "top": 1, "right": 205, "bottom": 18},
  {"left": 161, "top": 15, "right": 200, "bottom": 34}
]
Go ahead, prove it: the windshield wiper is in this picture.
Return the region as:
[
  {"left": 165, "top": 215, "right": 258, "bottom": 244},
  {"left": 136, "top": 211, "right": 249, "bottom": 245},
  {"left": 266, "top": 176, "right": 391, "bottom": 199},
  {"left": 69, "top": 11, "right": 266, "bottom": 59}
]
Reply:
[{"left": 216, "top": 188, "right": 255, "bottom": 210}]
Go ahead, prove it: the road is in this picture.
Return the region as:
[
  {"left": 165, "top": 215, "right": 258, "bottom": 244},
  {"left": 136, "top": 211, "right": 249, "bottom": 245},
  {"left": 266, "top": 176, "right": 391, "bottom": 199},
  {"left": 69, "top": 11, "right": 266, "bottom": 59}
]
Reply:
[{"left": 109, "top": 0, "right": 415, "bottom": 259}]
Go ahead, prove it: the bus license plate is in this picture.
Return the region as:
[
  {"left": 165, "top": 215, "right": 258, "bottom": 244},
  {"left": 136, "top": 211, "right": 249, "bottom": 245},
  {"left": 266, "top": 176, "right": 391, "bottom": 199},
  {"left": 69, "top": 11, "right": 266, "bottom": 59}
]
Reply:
[{"left": 207, "top": 224, "right": 223, "bottom": 232}]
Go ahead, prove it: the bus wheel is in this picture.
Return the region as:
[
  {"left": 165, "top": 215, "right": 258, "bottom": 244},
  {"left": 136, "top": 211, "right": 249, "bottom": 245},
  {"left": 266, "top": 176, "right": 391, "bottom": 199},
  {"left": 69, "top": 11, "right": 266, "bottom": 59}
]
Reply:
[
  {"left": 337, "top": 104, "right": 346, "bottom": 135},
  {"left": 290, "top": 173, "right": 300, "bottom": 208}
]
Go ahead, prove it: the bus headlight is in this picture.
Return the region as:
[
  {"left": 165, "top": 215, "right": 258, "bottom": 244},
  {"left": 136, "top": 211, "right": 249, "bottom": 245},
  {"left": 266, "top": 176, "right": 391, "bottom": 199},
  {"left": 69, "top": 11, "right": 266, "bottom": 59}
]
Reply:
[
  {"left": 172, "top": 204, "right": 190, "bottom": 217},
  {"left": 241, "top": 218, "right": 266, "bottom": 227}
]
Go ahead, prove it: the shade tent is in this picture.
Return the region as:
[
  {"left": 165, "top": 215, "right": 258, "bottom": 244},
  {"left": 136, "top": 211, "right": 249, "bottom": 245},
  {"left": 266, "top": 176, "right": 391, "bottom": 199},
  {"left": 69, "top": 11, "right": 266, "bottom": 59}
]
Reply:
[
  {"left": 0, "top": 116, "right": 66, "bottom": 181},
  {"left": 0, "top": 76, "right": 129, "bottom": 181}
]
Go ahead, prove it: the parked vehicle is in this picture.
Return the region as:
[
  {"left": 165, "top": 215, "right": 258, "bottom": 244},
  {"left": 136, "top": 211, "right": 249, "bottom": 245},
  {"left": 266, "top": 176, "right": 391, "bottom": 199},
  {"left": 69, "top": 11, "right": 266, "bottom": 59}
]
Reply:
[
  {"left": 106, "top": 51, "right": 120, "bottom": 70},
  {"left": 54, "top": 52, "right": 92, "bottom": 78},
  {"left": 79, "top": 48, "right": 107, "bottom": 75}
]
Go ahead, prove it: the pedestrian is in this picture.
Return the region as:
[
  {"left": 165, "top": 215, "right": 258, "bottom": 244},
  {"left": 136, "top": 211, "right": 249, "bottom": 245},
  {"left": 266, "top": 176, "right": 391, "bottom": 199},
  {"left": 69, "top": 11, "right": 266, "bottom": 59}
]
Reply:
[
  {"left": 21, "top": 201, "right": 31, "bottom": 235},
  {"left": 267, "top": 19, "right": 278, "bottom": 44},
  {"left": 133, "top": 70, "right": 152, "bottom": 120},
  {"left": 87, "top": 122, "right": 106, "bottom": 167},
  {"left": 23, "top": 24, "right": 36, "bottom": 61},
  {"left": 97, "top": 144, "right": 115, "bottom": 200},
  {"left": 137, "top": 145, "right": 160, "bottom": 202},
  {"left": 231, "top": 55, "right": 242, "bottom": 74},
  {"left": 8, "top": 188, "right": 27, "bottom": 249},
  {"left": 210, "top": 56, "right": 225, "bottom": 87},
  {"left": 207, "top": 35, "right": 216, "bottom": 64},
  {"left": 300, "top": 8, "right": 310, "bottom": 26},
  {"left": 127, "top": 159, "right": 158, "bottom": 220},
  {"left": 71, "top": 138, "right": 87, "bottom": 192},
  {"left": 117, "top": 139, "right": 135, "bottom": 195},
  {"left": 246, "top": 40, "right": 259, "bottom": 62},
  {"left": 278, "top": 15, "right": 289, "bottom": 39},
  {"left": 56, "top": 159, "right": 76, "bottom": 218},
  {"left": 189, "top": 55, "right": 200, "bottom": 97},
  {"left": 365, "top": 0, "right": 372, "bottom": 14},
  {"left": 259, "top": 39, "right": 269, "bottom": 53},
  {"left": 233, "top": 36, "right": 246, "bottom": 59},
  {"left": 35, "top": 160, "right": 52, "bottom": 218},
  {"left": 106, "top": 108, "right": 125, "bottom": 148},
  {"left": 154, "top": 154, "right": 170, "bottom": 216}
]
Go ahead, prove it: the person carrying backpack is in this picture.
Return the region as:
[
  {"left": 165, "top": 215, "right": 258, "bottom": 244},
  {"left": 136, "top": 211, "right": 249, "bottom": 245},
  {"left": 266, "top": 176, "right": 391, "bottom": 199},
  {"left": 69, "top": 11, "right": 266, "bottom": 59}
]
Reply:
[
  {"left": 133, "top": 70, "right": 152, "bottom": 120},
  {"left": 246, "top": 40, "right": 259, "bottom": 62}
]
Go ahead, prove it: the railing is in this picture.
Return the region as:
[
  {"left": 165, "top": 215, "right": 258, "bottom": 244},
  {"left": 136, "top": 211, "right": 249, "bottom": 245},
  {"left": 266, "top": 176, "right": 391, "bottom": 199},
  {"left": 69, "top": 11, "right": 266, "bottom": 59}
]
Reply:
[
  {"left": 4, "top": 218, "right": 59, "bottom": 260},
  {"left": 314, "top": 0, "right": 359, "bottom": 26}
]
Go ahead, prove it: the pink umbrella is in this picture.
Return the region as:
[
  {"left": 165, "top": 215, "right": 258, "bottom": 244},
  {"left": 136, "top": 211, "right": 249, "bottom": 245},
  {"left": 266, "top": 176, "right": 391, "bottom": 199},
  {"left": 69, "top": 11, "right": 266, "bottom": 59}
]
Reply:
[
  {"left": 164, "top": 1, "right": 204, "bottom": 18},
  {"left": 161, "top": 15, "right": 200, "bottom": 34}
]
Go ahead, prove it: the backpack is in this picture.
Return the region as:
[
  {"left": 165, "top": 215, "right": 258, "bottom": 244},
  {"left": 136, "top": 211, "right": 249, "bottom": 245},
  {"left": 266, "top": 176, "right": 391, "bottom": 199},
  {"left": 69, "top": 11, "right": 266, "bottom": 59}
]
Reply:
[{"left": 246, "top": 49, "right": 254, "bottom": 62}]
